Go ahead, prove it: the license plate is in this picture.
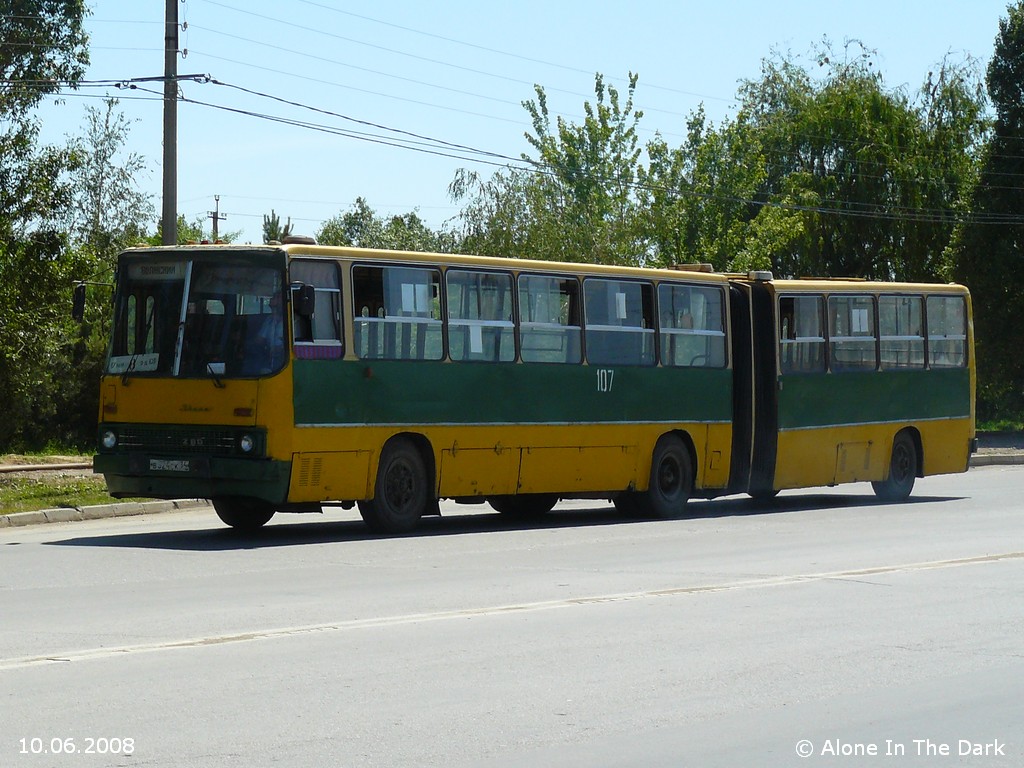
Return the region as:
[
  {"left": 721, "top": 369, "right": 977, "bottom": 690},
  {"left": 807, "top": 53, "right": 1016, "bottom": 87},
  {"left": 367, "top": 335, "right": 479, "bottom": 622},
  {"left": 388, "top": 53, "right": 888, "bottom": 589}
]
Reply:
[{"left": 149, "top": 458, "right": 191, "bottom": 473}]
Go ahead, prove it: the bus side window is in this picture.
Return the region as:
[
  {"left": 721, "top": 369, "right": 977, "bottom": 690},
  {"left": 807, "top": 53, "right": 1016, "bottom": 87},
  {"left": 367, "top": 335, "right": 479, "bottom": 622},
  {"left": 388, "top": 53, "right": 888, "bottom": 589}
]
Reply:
[
  {"left": 927, "top": 295, "right": 967, "bottom": 368},
  {"left": 289, "top": 260, "right": 343, "bottom": 360},
  {"left": 779, "top": 295, "right": 826, "bottom": 374},
  {"left": 446, "top": 269, "right": 515, "bottom": 363},
  {"left": 353, "top": 264, "right": 443, "bottom": 361},
  {"left": 518, "top": 274, "right": 581, "bottom": 364},
  {"left": 658, "top": 283, "right": 726, "bottom": 368},
  {"left": 828, "top": 295, "right": 877, "bottom": 372},
  {"left": 879, "top": 295, "right": 924, "bottom": 369},
  {"left": 583, "top": 278, "right": 655, "bottom": 366}
]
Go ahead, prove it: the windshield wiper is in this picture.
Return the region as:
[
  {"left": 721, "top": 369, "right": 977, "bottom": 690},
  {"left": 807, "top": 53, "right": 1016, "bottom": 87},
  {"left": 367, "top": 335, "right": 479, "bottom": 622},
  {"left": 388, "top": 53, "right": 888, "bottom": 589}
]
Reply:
[
  {"left": 121, "top": 354, "right": 138, "bottom": 385},
  {"left": 206, "top": 362, "right": 226, "bottom": 388}
]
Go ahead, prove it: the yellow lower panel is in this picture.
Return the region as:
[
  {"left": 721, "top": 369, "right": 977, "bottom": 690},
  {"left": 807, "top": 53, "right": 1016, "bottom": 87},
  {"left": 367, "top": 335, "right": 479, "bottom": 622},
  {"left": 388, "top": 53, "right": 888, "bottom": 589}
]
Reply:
[
  {"left": 517, "top": 445, "right": 638, "bottom": 494},
  {"left": 288, "top": 451, "right": 371, "bottom": 503},
  {"left": 774, "top": 418, "right": 973, "bottom": 491},
  {"left": 287, "top": 421, "right": 733, "bottom": 502},
  {"left": 916, "top": 418, "right": 973, "bottom": 475},
  {"left": 439, "top": 446, "right": 519, "bottom": 497}
]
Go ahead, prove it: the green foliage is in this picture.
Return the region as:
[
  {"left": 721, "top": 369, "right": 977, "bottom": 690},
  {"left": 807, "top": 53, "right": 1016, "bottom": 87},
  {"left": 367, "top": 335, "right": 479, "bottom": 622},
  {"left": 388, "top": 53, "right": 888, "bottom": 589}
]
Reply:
[
  {"left": 317, "top": 197, "right": 451, "bottom": 252},
  {"left": 732, "top": 41, "right": 986, "bottom": 280},
  {"left": 639, "top": 108, "right": 766, "bottom": 269},
  {"left": 451, "top": 74, "right": 648, "bottom": 264},
  {"left": 0, "top": 0, "right": 90, "bottom": 119},
  {"left": 145, "top": 215, "right": 240, "bottom": 246},
  {"left": 949, "top": 1, "right": 1024, "bottom": 420},
  {"left": 65, "top": 98, "right": 154, "bottom": 258},
  {"left": 0, "top": 231, "right": 94, "bottom": 450},
  {"left": 262, "top": 209, "right": 294, "bottom": 243}
]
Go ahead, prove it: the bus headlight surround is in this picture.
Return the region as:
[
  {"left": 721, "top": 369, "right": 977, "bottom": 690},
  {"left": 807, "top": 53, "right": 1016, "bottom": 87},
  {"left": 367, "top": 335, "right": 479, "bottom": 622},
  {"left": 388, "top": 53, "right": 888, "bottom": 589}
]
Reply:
[
  {"left": 101, "top": 430, "right": 117, "bottom": 450},
  {"left": 239, "top": 434, "right": 255, "bottom": 454}
]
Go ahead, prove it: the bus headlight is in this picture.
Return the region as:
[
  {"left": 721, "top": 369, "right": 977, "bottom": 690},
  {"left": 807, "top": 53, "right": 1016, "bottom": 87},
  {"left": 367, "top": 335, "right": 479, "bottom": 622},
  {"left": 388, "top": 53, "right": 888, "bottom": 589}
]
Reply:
[
  {"left": 239, "top": 434, "right": 255, "bottom": 454},
  {"left": 101, "top": 430, "right": 118, "bottom": 450}
]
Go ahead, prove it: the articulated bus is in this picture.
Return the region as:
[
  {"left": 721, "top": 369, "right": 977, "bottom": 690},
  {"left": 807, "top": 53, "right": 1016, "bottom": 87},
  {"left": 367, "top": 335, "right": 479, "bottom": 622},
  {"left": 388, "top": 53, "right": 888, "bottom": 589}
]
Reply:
[{"left": 88, "top": 242, "right": 975, "bottom": 533}]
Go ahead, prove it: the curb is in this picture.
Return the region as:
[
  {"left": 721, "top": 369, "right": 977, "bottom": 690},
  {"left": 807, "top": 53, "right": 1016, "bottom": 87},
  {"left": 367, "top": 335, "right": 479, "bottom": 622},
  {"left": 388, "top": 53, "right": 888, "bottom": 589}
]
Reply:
[
  {"left": 970, "top": 453, "right": 1024, "bottom": 467},
  {"left": 0, "top": 499, "right": 208, "bottom": 529},
  {"left": 0, "top": 462, "right": 93, "bottom": 474}
]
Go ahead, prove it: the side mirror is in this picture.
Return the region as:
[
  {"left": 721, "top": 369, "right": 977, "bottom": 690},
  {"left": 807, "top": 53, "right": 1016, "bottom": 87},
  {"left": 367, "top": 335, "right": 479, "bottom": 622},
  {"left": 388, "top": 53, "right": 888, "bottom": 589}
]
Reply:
[
  {"left": 72, "top": 282, "right": 86, "bottom": 321},
  {"left": 294, "top": 284, "right": 316, "bottom": 317}
]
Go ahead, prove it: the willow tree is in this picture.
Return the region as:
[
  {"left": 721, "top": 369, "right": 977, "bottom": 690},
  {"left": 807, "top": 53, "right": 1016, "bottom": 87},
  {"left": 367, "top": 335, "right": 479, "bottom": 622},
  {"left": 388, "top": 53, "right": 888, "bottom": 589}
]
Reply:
[{"left": 731, "top": 42, "right": 986, "bottom": 280}]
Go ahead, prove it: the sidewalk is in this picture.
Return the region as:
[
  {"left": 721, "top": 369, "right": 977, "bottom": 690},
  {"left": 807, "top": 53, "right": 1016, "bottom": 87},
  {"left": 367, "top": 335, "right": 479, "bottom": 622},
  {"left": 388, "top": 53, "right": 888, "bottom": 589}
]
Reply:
[{"left": 2, "top": 435, "right": 1021, "bottom": 528}]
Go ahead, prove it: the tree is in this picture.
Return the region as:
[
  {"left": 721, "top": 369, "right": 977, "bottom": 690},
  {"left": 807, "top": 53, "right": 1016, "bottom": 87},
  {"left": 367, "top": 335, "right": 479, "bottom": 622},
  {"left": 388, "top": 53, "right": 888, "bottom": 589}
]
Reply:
[
  {"left": 1, "top": 0, "right": 90, "bottom": 237},
  {"left": 262, "top": 209, "right": 293, "bottom": 243},
  {"left": 0, "top": 1, "right": 91, "bottom": 450},
  {"left": 146, "top": 215, "right": 240, "bottom": 246},
  {"left": 520, "top": 73, "right": 647, "bottom": 265},
  {"left": 729, "top": 42, "right": 986, "bottom": 280},
  {"left": 451, "top": 73, "right": 648, "bottom": 265},
  {"left": 949, "top": 2, "right": 1024, "bottom": 420},
  {"left": 317, "top": 197, "right": 448, "bottom": 252},
  {"left": 65, "top": 98, "right": 154, "bottom": 256},
  {"left": 0, "top": 0, "right": 89, "bottom": 116},
  {"left": 638, "top": 107, "right": 767, "bottom": 270}
]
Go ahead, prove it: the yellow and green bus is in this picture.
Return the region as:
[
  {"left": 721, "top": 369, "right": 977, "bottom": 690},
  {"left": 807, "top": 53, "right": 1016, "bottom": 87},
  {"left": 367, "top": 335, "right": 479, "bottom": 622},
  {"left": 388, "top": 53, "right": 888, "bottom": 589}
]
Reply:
[{"left": 89, "top": 242, "right": 975, "bottom": 532}]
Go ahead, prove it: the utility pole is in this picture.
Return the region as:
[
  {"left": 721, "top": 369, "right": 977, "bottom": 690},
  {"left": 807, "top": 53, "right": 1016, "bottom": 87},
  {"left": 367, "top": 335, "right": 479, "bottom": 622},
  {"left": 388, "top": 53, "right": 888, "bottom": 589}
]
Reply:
[
  {"left": 208, "top": 195, "right": 227, "bottom": 241},
  {"left": 161, "top": 0, "right": 178, "bottom": 245}
]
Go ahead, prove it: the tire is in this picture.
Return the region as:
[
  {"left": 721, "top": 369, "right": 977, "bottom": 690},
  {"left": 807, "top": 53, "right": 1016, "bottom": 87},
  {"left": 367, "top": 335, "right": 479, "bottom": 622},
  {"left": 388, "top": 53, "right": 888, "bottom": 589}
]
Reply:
[
  {"left": 634, "top": 435, "right": 693, "bottom": 518},
  {"left": 748, "top": 488, "right": 780, "bottom": 503},
  {"left": 488, "top": 494, "right": 558, "bottom": 517},
  {"left": 872, "top": 431, "right": 918, "bottom": 502},
  {"left": 213, "top": 497, "right": 275, "bottom": 531},
  {"left": 359, "top": 438, "right": 430, "bottom": 533}
]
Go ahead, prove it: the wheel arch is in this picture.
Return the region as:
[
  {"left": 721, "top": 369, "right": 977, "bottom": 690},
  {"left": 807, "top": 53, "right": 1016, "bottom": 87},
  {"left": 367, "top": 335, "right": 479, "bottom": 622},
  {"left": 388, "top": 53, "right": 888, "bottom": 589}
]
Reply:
[
  {"left": 895, "top": 425, "right": 924, "bottom": 479},
  {"left": 657, "top": 428, "right": 698, "bottom": 494},
  {"left": 376, "top": 431, "right": 438, "bottom": 498}
]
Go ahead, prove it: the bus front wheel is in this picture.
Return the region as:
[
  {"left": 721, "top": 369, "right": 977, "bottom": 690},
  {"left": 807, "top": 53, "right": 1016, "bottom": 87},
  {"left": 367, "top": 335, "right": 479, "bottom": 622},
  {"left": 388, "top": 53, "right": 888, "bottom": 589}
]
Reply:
[
  {"left": 213, "top": 498, "right": 276, "bottom": 531},
  {"left": 359, "top": 438, "right": 430, "bottom": 533},
  {"left": 872, "top": 431, "right": 918, "bottom": 502},
  {"left": 635, "top": 435, "right": 692, "bottom": 518}
]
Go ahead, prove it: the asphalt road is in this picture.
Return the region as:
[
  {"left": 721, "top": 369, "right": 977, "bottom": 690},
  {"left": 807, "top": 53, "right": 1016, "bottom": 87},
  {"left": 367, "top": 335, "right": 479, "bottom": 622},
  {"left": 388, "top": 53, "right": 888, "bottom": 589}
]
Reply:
[{"left": 2, "top": 466, "right": 1022, "bottom": 767}]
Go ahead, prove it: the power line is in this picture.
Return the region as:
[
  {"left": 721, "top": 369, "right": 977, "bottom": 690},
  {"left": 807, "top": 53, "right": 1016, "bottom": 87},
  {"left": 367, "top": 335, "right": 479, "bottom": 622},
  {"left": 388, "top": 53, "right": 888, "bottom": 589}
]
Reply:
[
  {"left": 292, "top": 0, "right": 734, "bottom": 104},
  {"left": 200, "top": 0, "right": 703, "bottom": 120}
]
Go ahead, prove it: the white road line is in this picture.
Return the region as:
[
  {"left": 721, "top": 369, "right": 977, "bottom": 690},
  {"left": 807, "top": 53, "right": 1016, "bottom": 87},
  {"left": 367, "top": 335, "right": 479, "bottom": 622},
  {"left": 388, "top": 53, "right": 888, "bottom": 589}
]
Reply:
[{"left": 3, "top": 551, "right": 1021, "bottom": 671}]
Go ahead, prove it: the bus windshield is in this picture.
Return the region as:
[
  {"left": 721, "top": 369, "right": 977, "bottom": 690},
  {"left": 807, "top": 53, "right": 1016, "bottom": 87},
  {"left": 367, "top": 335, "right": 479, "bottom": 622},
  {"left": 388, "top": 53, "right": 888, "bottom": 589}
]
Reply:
[{"left": 108, "top": 258, "right": 286, "bottom": 379}]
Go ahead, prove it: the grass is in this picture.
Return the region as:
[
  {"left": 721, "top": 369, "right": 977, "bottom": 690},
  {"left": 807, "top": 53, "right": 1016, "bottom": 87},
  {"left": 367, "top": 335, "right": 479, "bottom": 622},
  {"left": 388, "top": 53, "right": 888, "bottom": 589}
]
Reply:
[
  {"left": 977, "top": 420, "right": 1024, "bottom": 433},
  {"left": 0, "top": 473, "right": 120, "bottom": 515}
]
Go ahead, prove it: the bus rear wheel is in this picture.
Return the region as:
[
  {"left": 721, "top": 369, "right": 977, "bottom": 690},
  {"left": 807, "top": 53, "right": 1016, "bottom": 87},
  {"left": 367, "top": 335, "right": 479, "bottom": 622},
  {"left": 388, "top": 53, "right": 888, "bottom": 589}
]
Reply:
[
  {"left": 872, "top": 431, "right": 918, "bottom": 502},
  {"left": 359, "top": 438, "right": 430, "bottom": 533},
  {"left": 634, "top": 435, "right": 692, "bottom": 518},
  {"left": 213, "top": 497, "right": 276, "bottom": 531},
  {"left": 488, "top": 494, "right": 558, "bottom": 517}
]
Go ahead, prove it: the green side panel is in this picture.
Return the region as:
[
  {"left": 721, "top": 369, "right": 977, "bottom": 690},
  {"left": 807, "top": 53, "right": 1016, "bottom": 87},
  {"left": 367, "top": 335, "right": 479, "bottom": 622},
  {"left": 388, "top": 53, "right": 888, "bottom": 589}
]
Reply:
[
  {"left": 293, "top": 359, "right": 733, "bottom": 426},
  {"left": 777, "top": 368, "right": 971, "bottom": 430}
]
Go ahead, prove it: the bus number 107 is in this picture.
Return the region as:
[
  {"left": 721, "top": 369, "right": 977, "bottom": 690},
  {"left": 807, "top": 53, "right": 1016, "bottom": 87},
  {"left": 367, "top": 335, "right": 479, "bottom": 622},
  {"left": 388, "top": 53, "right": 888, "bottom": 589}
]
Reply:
[{"left": 596, "top": 369, "right": 615, "bottom": 392}]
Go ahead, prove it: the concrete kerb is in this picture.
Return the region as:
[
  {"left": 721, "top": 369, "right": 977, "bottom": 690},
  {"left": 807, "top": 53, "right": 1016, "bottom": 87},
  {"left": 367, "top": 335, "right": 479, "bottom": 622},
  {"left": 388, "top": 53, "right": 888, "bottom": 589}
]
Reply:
[
  {"left": 969, "top": 453, "right": 1024, "bottom": 467},
  {"left": 0, "top": 499, "right": 208, "bottom": 529}
]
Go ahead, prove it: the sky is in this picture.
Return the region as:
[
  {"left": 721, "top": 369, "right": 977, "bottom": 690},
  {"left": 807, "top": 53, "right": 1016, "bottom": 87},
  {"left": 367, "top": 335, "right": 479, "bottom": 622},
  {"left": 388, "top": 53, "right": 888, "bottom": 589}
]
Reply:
[{"left": 34, "top": 0, "right": 1015, "bottom": 244}]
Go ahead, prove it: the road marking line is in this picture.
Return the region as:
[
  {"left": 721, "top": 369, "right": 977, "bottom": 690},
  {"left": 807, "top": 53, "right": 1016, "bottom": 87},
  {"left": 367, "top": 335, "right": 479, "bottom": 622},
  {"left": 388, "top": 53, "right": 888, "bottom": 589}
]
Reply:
[{"left": 3, "top": 551, "right": 1022, "bottom": 671}]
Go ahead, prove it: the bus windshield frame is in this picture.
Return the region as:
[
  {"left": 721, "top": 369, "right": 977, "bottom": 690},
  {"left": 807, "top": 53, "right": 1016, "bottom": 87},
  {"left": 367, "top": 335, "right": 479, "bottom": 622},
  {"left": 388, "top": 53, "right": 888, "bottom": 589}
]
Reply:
[{"left": 107, "top": 250, "right": 288, "bottom": 381}]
